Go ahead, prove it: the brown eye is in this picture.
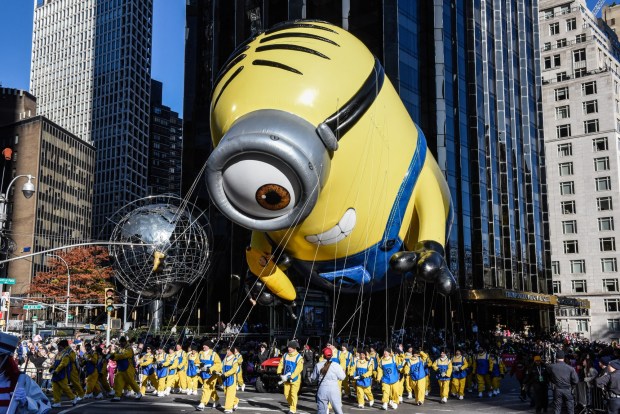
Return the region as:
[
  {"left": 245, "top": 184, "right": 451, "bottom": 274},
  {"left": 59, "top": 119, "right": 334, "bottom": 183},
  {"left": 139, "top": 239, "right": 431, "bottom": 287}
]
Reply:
[{"left": 256, "top": 184, "right": 291, "bottom": 210}]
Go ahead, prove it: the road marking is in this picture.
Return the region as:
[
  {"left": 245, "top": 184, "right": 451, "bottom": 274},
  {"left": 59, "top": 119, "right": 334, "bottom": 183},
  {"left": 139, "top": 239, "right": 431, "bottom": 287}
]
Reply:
[{"left": 58, "top": 401, "right": 97, "bottom": 414}]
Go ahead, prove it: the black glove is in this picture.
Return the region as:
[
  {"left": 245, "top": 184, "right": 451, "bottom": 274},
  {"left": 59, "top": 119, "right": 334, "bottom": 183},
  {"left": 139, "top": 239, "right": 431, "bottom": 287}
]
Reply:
[
  {"left": 390, "top": 241, "right": 456, "bottom": 296},
  {"left": 48, "top": 368, "right": 54, "bottom": 373}
]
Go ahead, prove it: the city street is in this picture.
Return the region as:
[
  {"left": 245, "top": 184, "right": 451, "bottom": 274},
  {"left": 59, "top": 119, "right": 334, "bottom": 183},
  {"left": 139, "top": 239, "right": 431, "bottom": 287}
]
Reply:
[{"left": 49, "top": 379, "right": 534, "bottom": 414}]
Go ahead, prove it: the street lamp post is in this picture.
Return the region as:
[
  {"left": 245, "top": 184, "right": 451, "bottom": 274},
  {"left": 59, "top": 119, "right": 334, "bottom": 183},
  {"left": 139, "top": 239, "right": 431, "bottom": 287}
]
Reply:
[
  {"left": 46, "top": 254, "right": 70, "bottom": 326},
  {"left": 0, "top": 174, "right": 36, "bottom": 230}
]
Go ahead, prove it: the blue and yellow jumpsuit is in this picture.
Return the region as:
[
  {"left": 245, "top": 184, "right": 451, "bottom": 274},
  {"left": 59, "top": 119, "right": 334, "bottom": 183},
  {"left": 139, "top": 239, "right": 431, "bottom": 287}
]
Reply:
[
  {"left": 354, "top": 358, "right": 374, "bottom": 407},
  {"left": 112, "top": 346, "right": 141, "bottom": 397},
  {"left": 432, "top": 357, "right": 453, "bottom": 399},
  {"left": 139, "top": 352, "right": 158, "bottom": 394},
  {"left": 83, "top": 350, "right": 99, "bottom": 396},
  {"left": 199, "top": 349, "right": 222, "bottom": 406},
  {"left": 186, "top": 350, "right": 200, "bottom": 393},
  {"left": 222, "top": 353, "right": 240, "bottom": 411},
  {"left": 450, "top": 355, "right": 468, "bottom": 397},
  {"left": 277, "top": 351, "right": 304, "bottom": 414},
  {"left": 155, "top": 351, "right": 169, "bottom": 394},
  {"left": 474, "top": 352, "right": 491, "bottom": 394},
  {"left": 376, "top": 355, "right": 401, "bottom": 406},
  {"left": 407, "top": 356, "right": 427, "bottom": 404},
  {"left": 51, "top": 349, "right": 75, "bottom": 404}
]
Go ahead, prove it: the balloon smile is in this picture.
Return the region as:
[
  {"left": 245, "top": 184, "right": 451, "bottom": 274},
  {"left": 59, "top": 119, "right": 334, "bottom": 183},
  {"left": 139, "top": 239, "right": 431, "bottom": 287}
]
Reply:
[{"left": 304, "top": 208, "right": 356, "bottom": 245}]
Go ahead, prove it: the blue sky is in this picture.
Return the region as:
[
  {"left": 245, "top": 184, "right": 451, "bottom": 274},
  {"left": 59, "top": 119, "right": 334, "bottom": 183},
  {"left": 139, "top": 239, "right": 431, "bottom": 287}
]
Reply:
[
  {"left": 0, "top": 0, "right": 185, "bottom": 116},
  {"left": 0, "top": 0, "right": 606, "bottom": 117}
]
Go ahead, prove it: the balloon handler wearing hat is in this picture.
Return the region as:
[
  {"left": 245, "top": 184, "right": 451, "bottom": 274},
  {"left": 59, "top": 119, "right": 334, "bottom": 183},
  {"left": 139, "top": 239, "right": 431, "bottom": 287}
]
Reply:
[
  {"left": 64, "top": 341, "right": 84, "bottom": 400},
  {"left": 352, "top": 349, "right": 375, "bottom": 409},
  {"left": 138, "top": 346, "right": 159, "bottom": 396},
  {"left": 489, "top": 350, "right": 506, "bottom": 396},
  {"left": 50, "top": 339, "right": 77, "bottom": 408},
  {"left": 311, "top": 347, "right": 346, "bottom": 414},
  {"left": 81, "top": 342, "right": 100, "bottom": 399},
  {"left": 221, "top": 346, "right": 241, "bottom": 413},
  {"left": 185, "top": 344, "right": 200, "bottom": 396},
  {"left": 449, "top": 348, "right": 468, "bottom": 400},
  {"left": 277, "top": 341, "right": 304, "bottom": 414},
  {"left": 0, "top": 332, "right": 51, "bottom": 413},
  {"left": 110, "top": 337, "right": 142, "bottom": 401},
  {"left": 196, "top": 340, "right": 222, "bottom": 411},
  {"left": 376, "top": 348, "right": 403, "bottom": 410},
  {"left": 432, "top": 349, "right": 453, "bottom": 403}
]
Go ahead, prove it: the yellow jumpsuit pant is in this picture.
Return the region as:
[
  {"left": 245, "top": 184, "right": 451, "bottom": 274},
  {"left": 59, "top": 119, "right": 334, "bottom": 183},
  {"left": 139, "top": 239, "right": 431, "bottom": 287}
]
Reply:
[
  {"left": 157, "top": 375, "right": 168, "bottom": 392},
  {"left": 200, "top": 377, "right": 220, "bottom": 404},
  {"left": 98, "top": 373, "right": 112, "bottom": 393},
  {"left": 177, "top": 370, "right": 188, "bottom": 390},
  {"left": 451, "top": 377, "right": 466, "bottom": 396},
  {"left": 408, "top": 378, "right": 426, "bottom": 403},
  {"left": 476, "top": 374, "right": 491, "bottom": 392},
  {"left": 69, "top": 366, "right": 85, "bottom": 397},
  {"left": 491, "top": 376, "right": 501, "bottom": 391},
  {"left": 85, "top": 372, "right": 99, "bottom": 394},
  {"left": 283, "top": 381, "right": 300, "bottom": 413},
  {"left": 381, "top": 382, "right": 399, "bottom": 404},
  {"left": 343, "top": 375, "right": 351, "bottom": 395},
  {"left": 52, "top": 378, "right": 75, "bottom": 403},
  {"left": 166, "top": 372, "right": 178, "bottom": 390},
  {"left": 114, "top": 370, "right": 140, "bottom": 397},
  {"left": 236, "top": 371, "right": 244, "bottom": 387},
  {"left": 403, "top": 376, "right": 412, "bottom": 394},
  {"left": 356, "top": 385, "right": 374, "bottom": 406},
  {"left": 224, "top": 384, "right": 239, "bottom": 410},
  {"left": 140, "top": 373, "right": 159, "bottom": 394},
  {"left": 187, "top": 375, "right": 199, "bottom": 392},
  {"left": 438, "top": 380, "right": 450, "bottom": 398}
]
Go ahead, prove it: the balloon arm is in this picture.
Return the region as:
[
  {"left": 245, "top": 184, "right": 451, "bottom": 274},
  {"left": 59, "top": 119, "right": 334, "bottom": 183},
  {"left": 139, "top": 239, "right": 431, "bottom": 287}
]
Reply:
[{"left": 246, "top": 232, "right": 297, "bottom": 302}]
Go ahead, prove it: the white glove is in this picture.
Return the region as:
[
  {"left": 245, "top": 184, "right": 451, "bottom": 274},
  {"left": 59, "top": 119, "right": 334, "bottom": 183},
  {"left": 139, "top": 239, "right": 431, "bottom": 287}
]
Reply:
[
  {"left": 12, "top": 387, "right": 26, "bottom": 404},
  {"left": 354, "top": 376, "right": 360, "bottom": 380},
  {"left": 280, "top": 375, "right": 288, "bottom": 382}
]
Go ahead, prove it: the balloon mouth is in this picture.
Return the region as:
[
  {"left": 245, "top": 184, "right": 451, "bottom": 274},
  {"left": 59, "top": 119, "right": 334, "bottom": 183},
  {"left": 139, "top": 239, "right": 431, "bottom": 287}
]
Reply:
[{"left": 206, "top": 110, "right": 332, "bottom": 231}]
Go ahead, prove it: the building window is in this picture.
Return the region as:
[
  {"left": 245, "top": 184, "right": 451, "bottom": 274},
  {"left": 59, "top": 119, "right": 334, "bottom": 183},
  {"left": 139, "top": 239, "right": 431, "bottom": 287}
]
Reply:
[
  {"left": 563, "top": 240, "right": 579, "bottom": 253},
  {"left": 570, "top": 259, "right": 585, "bottom": 273},
  {"left": 605, "top": 299, "right": 620, "bottom": 312},
  {"left": 583, "top": 100, "right": 598, "bottom": 114},
  {"left": 555, "top": 87, "right": 569, "bottom": 101},
  {"left": 603, "top": 279, "right": 619, "bottom": 292},
  {"left": 600, "top": 237, "right": 616, "bottom": 251},
  {"left": 552, "top": 281, "right": 562, "bottom": 294},
  {"left": 558, "top": 143, "right": 573, "bottom": 156},
  {"left": 574, "top": 67, "right": 587, "bottom": 78},
  {"left": 544, "top": 42, "right": 552, "bottom": 51},
  {"left": 556, "top": 105, "right": 570, "bottom": 119},
  {"left": 596, "top": 177, "right": 611, "bottom": 191},
  {"left": 552, "top": 261, "right": 560, "bottom": 275},
  {"left": 557, "top": 38, "right": 567, "bottom": 48},
  {"left": 582, "top": 81, "right": 597, "bottom": 95},
  {"left": 559, "top": 162, "right": 573, "bottom": 176},
  {"left": 599, "top": 217, "right": 615, "bottom": 231},
  {"left": 608, "top": 319, "right": 620, "bottom": 330},
  {"left": 560, "top": 181, "right": 575, "bottom": 195},
  {"left": 556, "top": 72, "right": 569, "bottom": 82},
  {"left": 576, "top": 33, "right": 586, "bottom": 43},
  {"left": 572, "top": 280, "right": 587, "bottom": 293},
  {"left": 561, "top": 200, "right": 576, "bottom": 214},
  {"left": 567, "top": 18, "right": 577, "bottom": 31},
  {"left": 574, "top": 48, "right": 586, "bottom": 62},
  {"left": 576, "top": 320, "right": 589, "bottom": 333},
  {"left": 557, "top": 124, "right": 572, "bottom": 138},
  {"left": 602, "top": 258, "right": 618, "bottom": 272},
  {"left": 544, "top": 57, "right": 552, "bottom": 69},
  {"left": 584, "top": 119, "right": 599, "bottom": 133},
  {"left": 593, "top": 137, "right": 608, "bottom": 151},
  {"left": 597, "top": 196, "right": 613, "bottom": 211},
  {"left": 594, "top": 157, "right": 610, "bottom": 171},
  {"left": 562, "top": 220, "right": 577, "bottom": 234},
  {"left": 545, "top": 56, "right": 560, "bottom": 69},
  {"left": 550, "top": 22, "right": 560, "bottom": 35}
]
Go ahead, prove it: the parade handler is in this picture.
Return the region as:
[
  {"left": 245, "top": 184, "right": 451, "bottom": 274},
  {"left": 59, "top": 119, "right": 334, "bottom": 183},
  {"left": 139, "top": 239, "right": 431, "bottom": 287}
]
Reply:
[
  {"left": 196, "top": 341, "right": 222, "bottom": 411},
  {"left": 353, "top": 349, "right": 374, "bottom": 408},
  {"left": 376, "top": 348, "right": 402, "bottom": 410},
  {"left": 277, "top": 341, "right": 304, "bottom": 414},
  {"left": 450, "top": 349, "right": 468, "bottom": 400},
  {"left": 50, "top": 340, "right": 76, "bottom": 408},
  {"left": 110, "top": 337, "right": 142, "bottom": 401},
  {"left": 433, "top": 349, "right": 453, "bottom": 403},
  {"left": 221, "top": 347, "right": 240, "bottom": 414}
]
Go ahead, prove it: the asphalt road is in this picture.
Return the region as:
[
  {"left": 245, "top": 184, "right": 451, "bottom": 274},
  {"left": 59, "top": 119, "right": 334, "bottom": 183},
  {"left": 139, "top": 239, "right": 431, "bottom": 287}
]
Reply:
[{"left": 49, "top": 378, "right": 534, "bottom": 414}]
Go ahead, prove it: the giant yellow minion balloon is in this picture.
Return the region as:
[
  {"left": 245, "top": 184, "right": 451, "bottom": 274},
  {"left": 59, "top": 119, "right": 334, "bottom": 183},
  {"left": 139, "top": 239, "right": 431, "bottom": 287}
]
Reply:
[{"left": 206, "top": 21, "right": 456, "bottom": 303}]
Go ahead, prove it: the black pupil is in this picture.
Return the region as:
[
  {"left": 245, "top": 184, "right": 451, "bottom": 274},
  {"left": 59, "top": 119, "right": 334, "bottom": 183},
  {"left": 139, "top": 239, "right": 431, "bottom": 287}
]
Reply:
[{"left": 264, "top": 191, "right": 281, "bottom": 205}]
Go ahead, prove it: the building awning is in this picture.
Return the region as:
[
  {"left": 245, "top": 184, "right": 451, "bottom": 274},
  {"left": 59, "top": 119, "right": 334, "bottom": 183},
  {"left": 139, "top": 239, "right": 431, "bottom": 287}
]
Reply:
[
  {"left": 461, "top": 288, "right": 556, "bottom": 308},
  {"left": 556, "top": 296, "right": 590, "bottom": 309}
]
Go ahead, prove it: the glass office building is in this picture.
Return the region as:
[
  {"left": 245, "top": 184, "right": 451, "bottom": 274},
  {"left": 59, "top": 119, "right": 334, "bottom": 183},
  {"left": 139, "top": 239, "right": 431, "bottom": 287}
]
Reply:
[
  {"left": 183, "top": 0, "right": 553, "bottom": 331},
  {"left": 31, "top": 0, "right": 152, "bottom": 238}
]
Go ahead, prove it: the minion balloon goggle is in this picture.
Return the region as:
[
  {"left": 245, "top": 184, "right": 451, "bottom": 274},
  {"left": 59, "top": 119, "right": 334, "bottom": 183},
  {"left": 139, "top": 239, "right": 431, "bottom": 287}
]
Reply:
[{"left": 206, "top": 59, "right": 384, "bottom": 232}]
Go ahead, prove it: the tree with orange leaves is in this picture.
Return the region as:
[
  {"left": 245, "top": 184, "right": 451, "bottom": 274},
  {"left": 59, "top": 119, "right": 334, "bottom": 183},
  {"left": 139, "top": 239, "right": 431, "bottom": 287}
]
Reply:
[{"left": 30, "top": 246, "right": 114, "bottom": 303}]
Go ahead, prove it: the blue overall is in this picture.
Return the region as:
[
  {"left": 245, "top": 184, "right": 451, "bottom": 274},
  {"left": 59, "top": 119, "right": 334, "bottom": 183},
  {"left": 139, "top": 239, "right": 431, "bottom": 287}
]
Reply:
[
  {"left": 409, "top": 359, "right": 426, "bottom": 381},
  {"left": 476, "top": 354, "right": 489, "bottom": 375},
  {"left": 435, "top": 359, "right": 450, "bottom": 381},
  {"left": 200, "top": 352, "right": 215, "bottom": 380},
  {"left": 51, "top": 358, "right": 67, "bottom": 382},
  {"left": 491, "top": 358, "right": 501, "bottom": 377},
  {"left": 187, "top": 359, "right": 198, "bottom": 377},
  {"left": 156, "top": 358, "right": 168, "bottom": 379},
  {"left": 355, "top": 361, "right": 372, "bottom": 387},
  {"left": 223, "top": 360, "right": 235, "bottom": 387},
  {"left": 84, "top": 357, "right": 96, "bottom": 376},
  {"left": 283, "top": 353, "right": 302, "bottom": 382},
  {"left": 451, "top": 357, "right": 467, "bottom": 379},
  {"left": 381, "top": 357, "right": 399, "bottom": 385}
]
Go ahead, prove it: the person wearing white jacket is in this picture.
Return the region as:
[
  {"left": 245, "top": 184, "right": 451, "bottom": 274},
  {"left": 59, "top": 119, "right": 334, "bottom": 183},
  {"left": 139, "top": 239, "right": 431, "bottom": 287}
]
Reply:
[{"left": 311, "top": 347, "right": 346, "bottom": 414}]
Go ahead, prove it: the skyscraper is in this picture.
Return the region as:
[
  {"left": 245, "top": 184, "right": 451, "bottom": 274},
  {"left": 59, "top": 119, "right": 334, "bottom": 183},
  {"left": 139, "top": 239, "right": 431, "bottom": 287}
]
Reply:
[
  {"left": 541, "top": 0, "right": 620, "bottom": 340},
  {"left": 30, "top": 0, "right": 153, "bottom": 237},
  {"left": 148, "top": 80, "right": 182, "bottom": 196},
  {"left": 183, "top": 0, "right": 554, "bottom": 331}
]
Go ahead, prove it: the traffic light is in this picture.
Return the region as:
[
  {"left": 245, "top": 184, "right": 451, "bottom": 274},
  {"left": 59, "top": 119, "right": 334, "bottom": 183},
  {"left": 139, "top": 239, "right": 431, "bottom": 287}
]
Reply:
[{"left": 104, "top": 288, "right": 114, "bottom": 313}]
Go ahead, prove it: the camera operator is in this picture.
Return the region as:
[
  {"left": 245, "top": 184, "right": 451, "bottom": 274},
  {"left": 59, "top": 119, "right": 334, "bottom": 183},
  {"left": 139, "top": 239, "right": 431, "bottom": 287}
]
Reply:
[{"left": 595, "top": 359, "right": 620, "bottom": 414}]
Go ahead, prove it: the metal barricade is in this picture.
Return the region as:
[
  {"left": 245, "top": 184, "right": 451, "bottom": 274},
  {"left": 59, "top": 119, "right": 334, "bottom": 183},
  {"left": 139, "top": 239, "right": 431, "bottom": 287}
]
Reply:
[{"left": 576, "top": 386, "right": 607, "bottom": 414}]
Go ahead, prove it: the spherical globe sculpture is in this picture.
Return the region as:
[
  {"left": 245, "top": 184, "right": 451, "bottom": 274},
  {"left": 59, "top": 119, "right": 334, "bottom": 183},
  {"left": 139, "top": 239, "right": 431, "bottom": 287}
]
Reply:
[{"left": 108, "top": 196, "right": 211, "bottom": 298}]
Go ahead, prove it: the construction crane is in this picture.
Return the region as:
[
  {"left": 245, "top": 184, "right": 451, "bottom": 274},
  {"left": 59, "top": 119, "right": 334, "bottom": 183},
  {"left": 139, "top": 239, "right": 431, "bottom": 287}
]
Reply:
[{"left": 592, "top": 0, "right": 607, "bottom": 16}]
